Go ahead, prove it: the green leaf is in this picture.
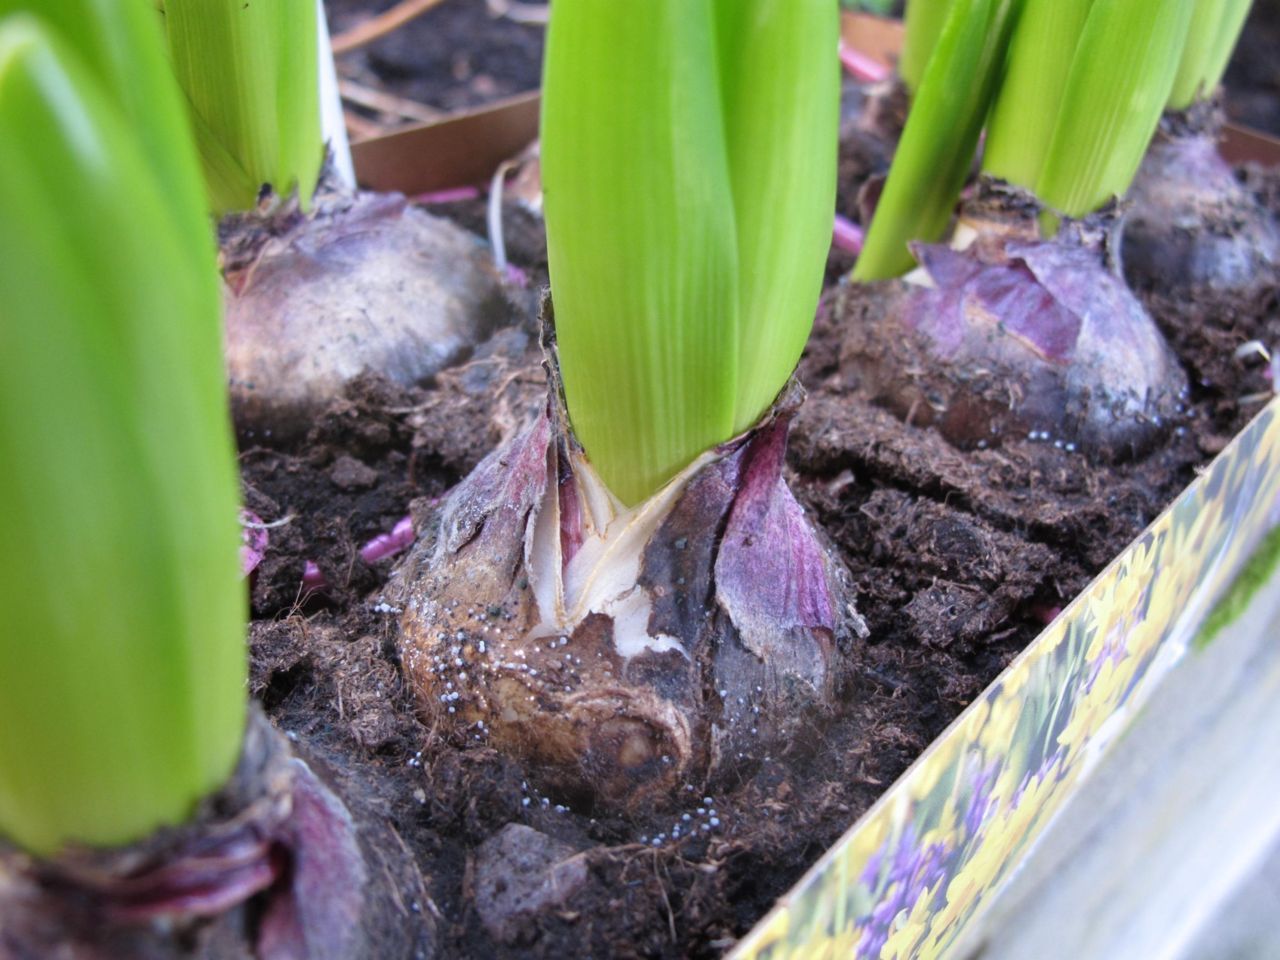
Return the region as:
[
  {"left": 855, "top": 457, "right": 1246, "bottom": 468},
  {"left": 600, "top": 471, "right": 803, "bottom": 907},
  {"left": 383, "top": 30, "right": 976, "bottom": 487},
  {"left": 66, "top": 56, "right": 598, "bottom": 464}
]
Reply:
[
  {"left": 715, "top": 0, "right": 839, "bottom": 434},
  {"left": 543, "top": 0, "right": 837, "bottom": 505},
  {"left": 854, "top": 0, "right": 1024, "bottom": 280},
  {"left": 543, "top": 0, "right": 738, "bottom": 507},
  {"left": 162, "top": 0, "right": 322, "bottom": 214},
  {"left": 0, "top": 0, "right": 214, "bottom": 279},
  {"left": 900, "top": 0, "right": 957, "bottom": 94},
  {"left": 0, "top": 17, "right": 245, "bottom": 854},
  {"left": 1170, "top": 0, "right": 1231, "bottom": 108},
  {"left": 1035, "top": 0, "right": 1195, "bottom": 218},
  {"left": 1201, "top": 0, "right": 1253, "bottom": 103},
  {"left": 983, "top": 0, "right": 1096, "bottom": 191}
]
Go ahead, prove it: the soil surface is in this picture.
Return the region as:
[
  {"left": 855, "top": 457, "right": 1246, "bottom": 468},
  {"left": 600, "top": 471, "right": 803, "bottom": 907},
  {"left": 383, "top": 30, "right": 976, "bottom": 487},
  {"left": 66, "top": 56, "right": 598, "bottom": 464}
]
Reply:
[
  {"left": 239, "top": 7, "right": 1280, "bottom": 957},
  {"left": 239, "top": 173, "right": 1280, "bottom": 960}
]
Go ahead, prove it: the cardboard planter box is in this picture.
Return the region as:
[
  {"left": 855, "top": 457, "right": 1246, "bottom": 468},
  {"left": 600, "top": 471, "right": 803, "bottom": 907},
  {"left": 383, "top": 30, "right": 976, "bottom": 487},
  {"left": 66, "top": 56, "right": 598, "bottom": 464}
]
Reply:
[
  {"left": 349, "top": 15, "right": 1280, "bottom": 958},
  {"left": 729, "top": 401, "right": 1280, "bottom": 959},
  {"left": 729, "top": 18, "right": 1280, "bottom": 960}
]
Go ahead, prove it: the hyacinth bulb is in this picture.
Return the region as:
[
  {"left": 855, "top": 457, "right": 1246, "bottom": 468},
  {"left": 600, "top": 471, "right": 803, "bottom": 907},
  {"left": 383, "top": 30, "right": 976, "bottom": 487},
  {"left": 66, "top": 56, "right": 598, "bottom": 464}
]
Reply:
[
  {"left": 842, "top": 194, "right": 1187, "bottom": 458},
  {"left": 388, "top": 351, "right": 860, "bottom": 810},
  {"left": 222, "top": 186, "right": 511, "bottom": 441},
  {"left": 1124, "top": 103, "right": 1279, "bottom": 295}
]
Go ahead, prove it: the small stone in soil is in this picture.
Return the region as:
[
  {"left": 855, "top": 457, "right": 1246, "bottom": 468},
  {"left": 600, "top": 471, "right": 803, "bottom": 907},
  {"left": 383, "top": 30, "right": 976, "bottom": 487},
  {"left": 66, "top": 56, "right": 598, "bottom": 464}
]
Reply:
[
  {"left": 474, "top": 825, "right": 588, "bottom": 945},
  {"left": 328, "top": 454, "right": 379, "bottom": 490}
]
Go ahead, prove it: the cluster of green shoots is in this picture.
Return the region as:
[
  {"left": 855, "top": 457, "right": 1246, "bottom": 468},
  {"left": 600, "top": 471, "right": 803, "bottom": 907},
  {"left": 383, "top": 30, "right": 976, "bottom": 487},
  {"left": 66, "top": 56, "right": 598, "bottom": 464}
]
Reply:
[
  {"left": 0, "top": 0, "right": 245, "bottom": 854},
  {"left": 3, "top": 0, "right": 1254, "bottom": 866},
  {"left": 856, "top": 0, "right": 1234, "bottom": 279},
  {"left": 542, "top": 0, "right": 838, "bottom": 506},
  {"left": 0, "top": 0, "right": 840, "bottom": 856}
]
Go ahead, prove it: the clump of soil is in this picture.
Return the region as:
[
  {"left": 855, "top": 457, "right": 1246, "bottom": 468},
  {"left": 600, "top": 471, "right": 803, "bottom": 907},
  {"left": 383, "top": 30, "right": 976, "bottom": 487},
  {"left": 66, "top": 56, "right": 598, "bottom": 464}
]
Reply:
[{"left": 241, "top": 323, "right": 543, "bottom": 619}]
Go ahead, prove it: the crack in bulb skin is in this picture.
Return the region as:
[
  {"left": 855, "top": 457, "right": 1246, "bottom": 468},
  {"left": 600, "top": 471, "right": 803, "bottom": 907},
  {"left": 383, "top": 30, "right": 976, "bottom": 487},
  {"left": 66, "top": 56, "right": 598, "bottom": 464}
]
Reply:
[{"left": 386, "top": 348, "right": 864, "bottom": 812}]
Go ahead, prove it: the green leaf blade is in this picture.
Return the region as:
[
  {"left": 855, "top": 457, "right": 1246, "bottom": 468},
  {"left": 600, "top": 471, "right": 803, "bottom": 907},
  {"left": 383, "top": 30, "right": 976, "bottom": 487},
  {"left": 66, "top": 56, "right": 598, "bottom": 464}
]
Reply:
[
  {"left": 0, "top": 0, "right": 215, "bottom": 282},
  {"left": 715, "top": 0, "right": 839, "bottom": 435},
  {"left": 983, "top": 0, "right": 1096, "bottom": 190},
  {"left": 163, "top": 0, "right": 322, "bottom": 214},
  {"left": 900, "top": 0, "right": 956, "bottom": 93},
  {"left": 1035, "top": 0, "right": 1195, "bottom": 218},
  {"left": 542, "top": 0, "right": 739, "bottom": 506},
  {"left": 1201, "top": 0, "right": 1253, "bottom": 101},
  {"left": 0, "top": 18, "right": 244, "bottom": 855},
  {"left": 854, "top": 0, "right": 1024, "bottom": 280},
  {"left": 1169, "top": 0, "right": 1230, "bottom": 109}
]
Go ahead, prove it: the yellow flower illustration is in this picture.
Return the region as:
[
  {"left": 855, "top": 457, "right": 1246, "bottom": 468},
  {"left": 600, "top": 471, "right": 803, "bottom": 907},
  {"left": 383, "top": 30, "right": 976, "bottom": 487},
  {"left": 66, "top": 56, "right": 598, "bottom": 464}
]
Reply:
[
  {"left": 879, "top": 878, "right": 941, "bottom": 960},
  {"left": 1057, "top": 655, "right": 1140, "bottom": 750},
  {"left": 921, "top": 753, "right": 1078, "bottom": 955}
]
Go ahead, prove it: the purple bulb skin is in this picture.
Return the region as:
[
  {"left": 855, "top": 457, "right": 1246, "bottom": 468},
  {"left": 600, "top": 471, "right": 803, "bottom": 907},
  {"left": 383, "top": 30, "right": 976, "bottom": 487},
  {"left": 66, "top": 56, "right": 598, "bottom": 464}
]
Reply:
[
  {"left": 222, "top": 186, "right": 511, "bottom": 442},
  {"left": 1124, "top": 101, "right": 1279, "bottom": 296},
  {"left": 841, "top": 214, "right": 1187, "bottom": 460},
  {"left": 0, "top": 709, "right": 420, "bottom": 960}
]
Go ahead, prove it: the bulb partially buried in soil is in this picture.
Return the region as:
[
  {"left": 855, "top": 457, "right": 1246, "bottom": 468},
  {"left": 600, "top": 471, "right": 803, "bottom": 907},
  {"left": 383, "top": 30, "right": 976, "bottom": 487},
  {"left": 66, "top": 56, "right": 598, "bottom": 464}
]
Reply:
[
  {"left": 841, "top": 188, "right": 1188, "bottom": 459},
  {"left": 1124, "top": 100, "right": 1279, "bottom": 295},
  {"left": 222, "top": 185, "right": 512, "bottom": 442},
  {"left": 0, "top": 708, "right": 425, "bottom": 959},
  {"left": 388, "top": 367, "right": 862, "bottom": 811}
]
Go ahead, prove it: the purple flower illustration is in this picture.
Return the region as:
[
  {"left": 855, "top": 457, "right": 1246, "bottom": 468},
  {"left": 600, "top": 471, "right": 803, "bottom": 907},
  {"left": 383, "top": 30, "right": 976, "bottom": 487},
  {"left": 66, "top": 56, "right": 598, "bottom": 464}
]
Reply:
[
  {"left": 860, "top": 847, "right": 886, "bottom": 888},
  {"left": 963, "top": 760, "right": 1001, "bottom": 839},
  {"left": 854, "top": 824, "right": 951, "bottom": 958}
]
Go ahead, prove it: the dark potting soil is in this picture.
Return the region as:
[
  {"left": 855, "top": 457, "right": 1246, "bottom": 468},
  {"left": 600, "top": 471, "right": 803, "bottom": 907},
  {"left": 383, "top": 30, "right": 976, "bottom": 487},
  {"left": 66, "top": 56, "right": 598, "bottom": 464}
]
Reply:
[
  {"left": 328, "top": 0, "right": 545, "bottom": 117},
  {"left": 241, "top": 68, "right": 1280, "bottom": 960}
]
